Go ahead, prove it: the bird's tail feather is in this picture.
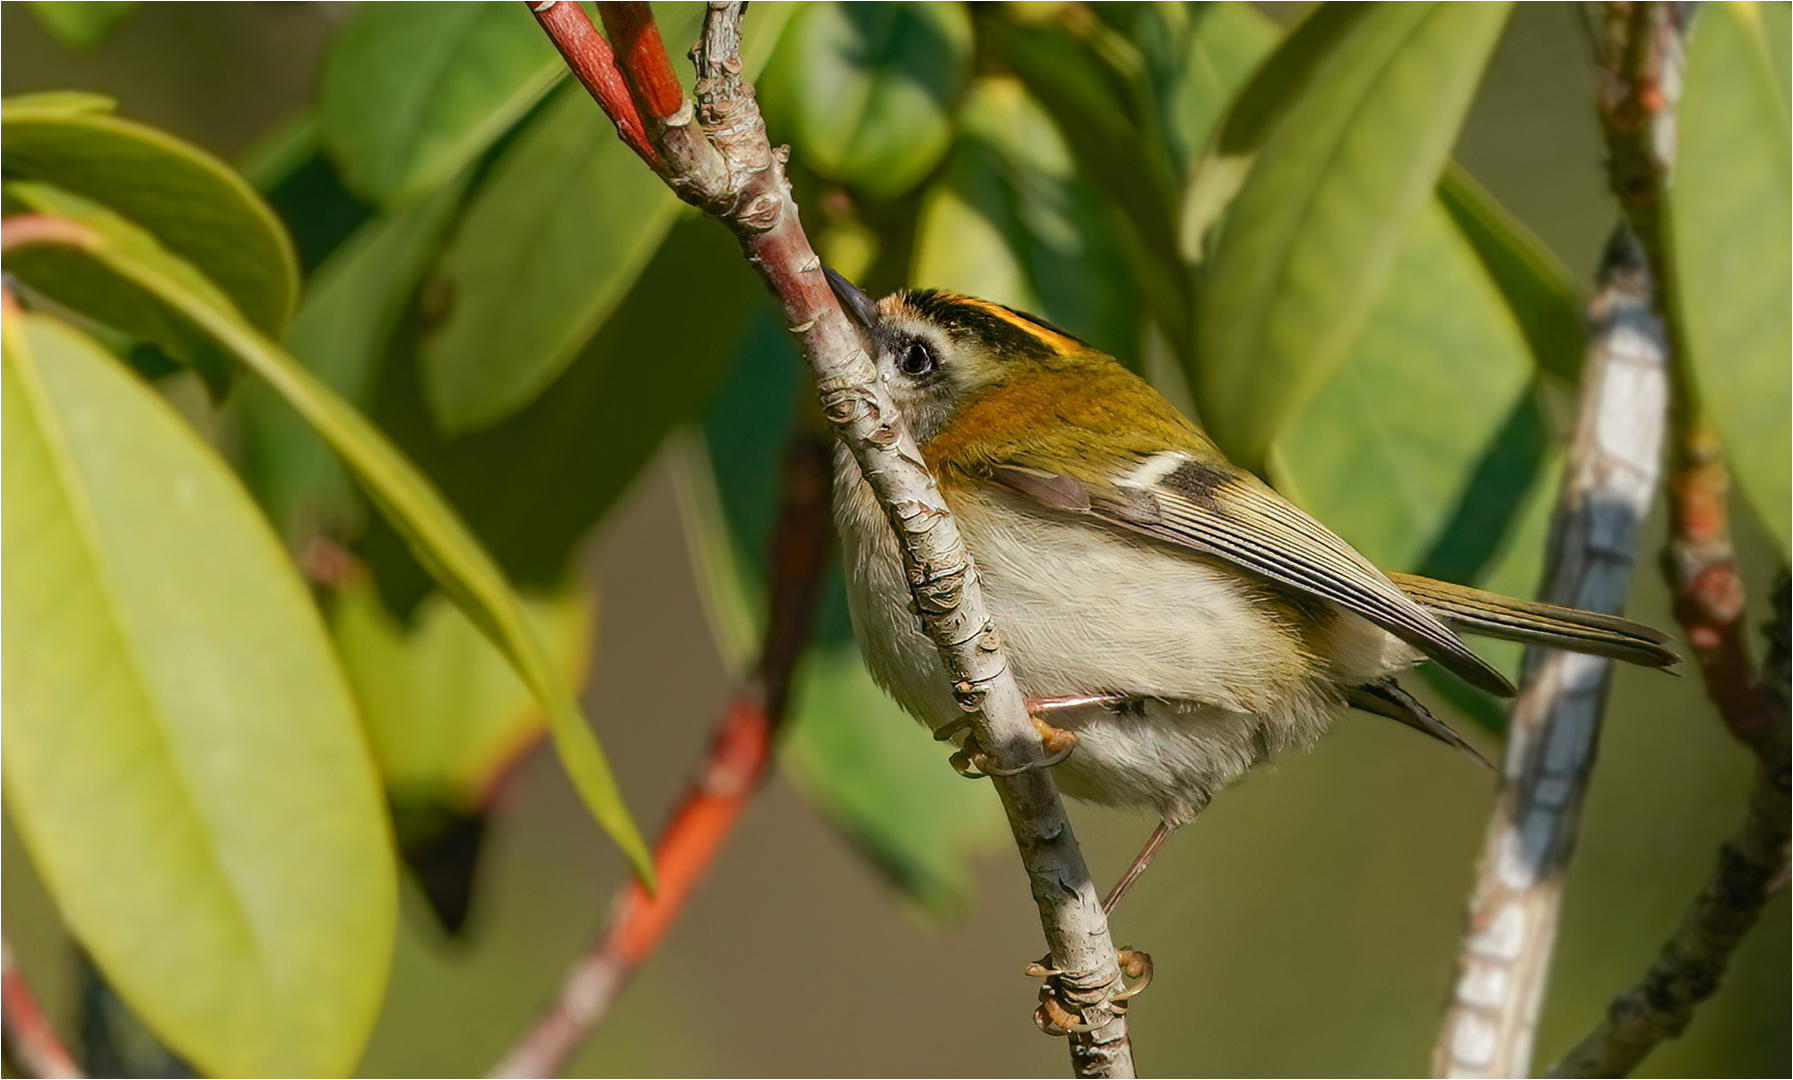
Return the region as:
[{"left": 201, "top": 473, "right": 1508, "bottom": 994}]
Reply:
[{"left": 1389, "top": 573, "right": 1679, "bottom": 670}]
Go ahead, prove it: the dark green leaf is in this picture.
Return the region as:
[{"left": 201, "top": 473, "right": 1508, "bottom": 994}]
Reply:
[
  {"left": 1438, "top": 162, "right": 1584, "bottom": 383},
  {"left": 320, "top": 2, "right": 563, "bottom": 206},
  {"left": 240, "top": 175, "right": 469, "bottom": 539},
  {"left": 23, "top": 1, "right": 137, "bottom": 51},
  {"left": 15, "top": 184, "right": 655, "bottom": 886},
  {"left": 417, "top": 84, "right": 685, "bottom": 432},
  {"left": 3, "top": 311, "right": 394, "bottom": 1077},
  {"left": 1194, "top": 2, "right": 1513, "bottom": 472},
  {"left": 373, "top": 214, "right": 762, "bottom": 594},
  {"left": 1673, "top": 2, "right": 1791, "bottom": 553},
  {"left": 2, "top": 102, "right": 298, "bottom": 333},
  {"left": 237, "top": 112, "right": 375, "bottom": 276},
  {"left": 912, "top": 77, "right": 1142, "bottom": 368},
  {"left": 759, "top": 1, "right": 973, "bottom": 200}
]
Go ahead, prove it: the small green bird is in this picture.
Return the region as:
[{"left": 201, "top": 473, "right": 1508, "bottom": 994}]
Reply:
[{"left": 825, "top": 271, "right": 1677, "bottom": 909}]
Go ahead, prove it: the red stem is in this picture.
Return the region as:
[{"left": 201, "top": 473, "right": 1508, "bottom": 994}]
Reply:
[
  {"left": 595, "top": 2, "right": 688, "bottom": 121},
  {"left": 2, "top": 937, "right": 82, "bottom": 1079},
  {"left": 0, "top": 215, "right": 93, "bottom": 255},
  {"left": 524, "top": 1, "right": 659, "bottom": 169},
  {"left": 491, "top": 437, "right": 832, "bottom": 1078}
]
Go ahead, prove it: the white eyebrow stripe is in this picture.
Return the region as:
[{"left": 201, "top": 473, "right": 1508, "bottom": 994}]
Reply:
[{"left": 1122, "top": 451, "right": 1190, "bottom": 490}]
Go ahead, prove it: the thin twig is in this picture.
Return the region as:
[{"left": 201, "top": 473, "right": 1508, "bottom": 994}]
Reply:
[
  {"left": 521, "top": 4, "right": 1135, "bottom": 1075},
  {"left": 1547, "top": 581, "right": 1789, "bottom": 1077},
  {"left": 491, "top": 437, "right": 832, "bottom": 1079},
  {"left": 1540, "top": 0, "right": 1792, "bottom": 1069},
  {"left": 1432, "top": 228, "right": 1670, "bottom": 1079},
  {"left": 2, "top": 935, "right": 83, "bottom": 1079}
]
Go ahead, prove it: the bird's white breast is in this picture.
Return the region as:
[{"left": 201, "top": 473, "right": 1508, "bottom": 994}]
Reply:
[{"left": 832, "top": 448, "right": 1410, "bottom": 824}]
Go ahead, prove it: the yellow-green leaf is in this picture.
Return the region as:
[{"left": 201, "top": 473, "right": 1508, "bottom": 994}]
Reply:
[
  {"left": 9, "top": 183, "right": 655, "bottom": 886},
  {"left": 3, "top": 312, "right": 394, "bottom": 1077}
]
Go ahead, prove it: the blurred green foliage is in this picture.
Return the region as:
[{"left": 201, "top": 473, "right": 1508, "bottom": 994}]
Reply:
[{"left": 2, "top": 2, "right": 1786, "bottom": 1076}]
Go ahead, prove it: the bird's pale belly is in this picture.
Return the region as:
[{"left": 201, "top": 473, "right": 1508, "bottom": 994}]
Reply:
[{"left": 834, "top": 458, "right": 1419, "bottom": 824}]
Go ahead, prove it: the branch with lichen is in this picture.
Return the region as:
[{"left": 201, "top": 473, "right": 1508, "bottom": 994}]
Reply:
[
  {"left": 1431, "top": 225, "right": 1670, "bottom": 1080},
  {"left": 518, "top": 4, "right": 1136, "bottom": 1075}
]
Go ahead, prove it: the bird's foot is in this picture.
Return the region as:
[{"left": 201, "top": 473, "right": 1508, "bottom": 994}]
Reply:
[
  {"left": 1027, "top": 947, "right": 1154, "bottom": 1035},
  {"left": 947, "top": 712, "right": 1078, "bottom": 779}
]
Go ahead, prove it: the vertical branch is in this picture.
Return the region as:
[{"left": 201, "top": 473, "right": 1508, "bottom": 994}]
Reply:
[
  {"left": 2, "top": 935, "right": 82, "bottom": 1079},
  {"left": 521, "top": 5, "right": 1135, "bottom": 1075},
  {"left": 1432, "top": 229, "right": 1670, "bottom": 1079}
]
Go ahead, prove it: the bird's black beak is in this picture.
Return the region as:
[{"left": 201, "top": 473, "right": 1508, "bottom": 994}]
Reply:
[{"left": 824, "top": 267, "right": 881, "bottom": 331}]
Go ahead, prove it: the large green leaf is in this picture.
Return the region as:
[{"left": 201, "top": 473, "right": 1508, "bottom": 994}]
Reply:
[
  {"left": 366, "top": 214, "right": 762, "bottom": 599},
  {"left": 319, "top": 3, "right": 563, "bottom": 207},
  {"left": 678, "top": 313, "right": 1005, "bottom": 915},
  {"left": 1437, "top": 162, "right": 1584, "bottom": 383},
  {"left": 759, "top": 1, "right": 973, "bottom": 200},
  {"left": 912, "top": 78, "right": 1142, "bottom": 368},
  {"left": 1, "top": 102, "right": 298, "bottom": 334},
  {"left": 1180, "top": 2, "right": 1370, "bottom": 259},
  {"left": 1673, "top": 2, "right": 1792, "bottom": 553},
  {"left": 417, "top": 84, "right": 686, "bottom": 433},
  {"left": 1273, "top": 200, "right": 1541, "bottom": 576},
  {"left": 1193, "top": 2, "right": 1512, "bottom": 471},
  {"left": 2, "top": 312, "right": 394, "bottom": 1077},
  {"left": 8, "top": 182, "right": 655, "bottom": 885},
  {"left": 1149, "top": 1, "right": 1283, "bottom": 178},
  {"left": 240, "top": 174, "right": 469, "bottom": 539}
]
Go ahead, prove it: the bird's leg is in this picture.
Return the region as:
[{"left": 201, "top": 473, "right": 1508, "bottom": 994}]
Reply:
[
  {"left": 1101, "top": 820, "right": 1180, "bottom": 915},
  {"left": 946, "top": 693, "right": 1118, "bottom": 779}
]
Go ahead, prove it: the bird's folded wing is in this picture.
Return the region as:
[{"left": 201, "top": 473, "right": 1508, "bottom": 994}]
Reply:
[
  {"left": 985, "top": 457, "right": 1517, "bottom": 697},
  {"left": 1388, "top": 572, "right": 1679, "bottom": 669}
]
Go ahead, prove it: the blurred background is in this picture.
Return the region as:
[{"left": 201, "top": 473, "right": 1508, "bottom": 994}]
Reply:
[{"left": 3, "top": 3, "right": 1786, "bottom": 1077}]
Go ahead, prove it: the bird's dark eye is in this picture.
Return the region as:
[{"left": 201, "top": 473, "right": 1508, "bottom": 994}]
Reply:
[{"left": 898, "top": 340, "right": 938, "bottom": 377}]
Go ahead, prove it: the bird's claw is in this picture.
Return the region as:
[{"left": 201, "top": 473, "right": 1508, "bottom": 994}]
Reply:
[
  {"left": 1026, "top": 946, "right": 1154, "bottom": 1036},
  {"left": 947, "top": 717, "right": 1078, "bottom": 780}
]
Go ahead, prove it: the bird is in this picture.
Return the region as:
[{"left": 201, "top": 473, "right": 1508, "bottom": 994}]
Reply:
[{"left": 823, "top": 270, "right": 1679, "bottom": 915}]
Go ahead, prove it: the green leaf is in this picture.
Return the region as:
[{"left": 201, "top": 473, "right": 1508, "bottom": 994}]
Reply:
[
  {"left": 239, "top": 174, "right": 469, "bottom": 538},
  {"left": 24, "top": 1, "right": 137, "bottom": 50},
  {"left": 371, "top": 213, "right": 763, "bottom": 595},
  {"left": 912, "top": 77, "right": 1143, "bottom": 368},
  {"left": 1193, "top": 2, "right": 1512, "bottom": 471},
  {"left": 1438, "top": 162, "right": 1584, "bottom": 382},
  {"left": 759, "top": 1, "right": 973, "bottom": 200},
  {"left": 1153, "top": 1, "right": 1282, "bottom": 177},
  {"left": 985, "top": 13, "right": 1191, "bottom": 346},
  {"left": 677, "top": 318, "right": 1005, "bottom": 915},
  {"left": 0, "top": 90, "right": 116, "bottom": 115},
  {"left": 2, "top": 312, "right": 394, "bottom": 1077},
  {"left": 319, "top": 3, "right": 563, "bottom": 206},
  {"left": 1673, "top": 1, "right": 1792, "bottom": 553},
  {"left": 1273, "top": 199, "right": 1541, "bottom": 575},
  {"left": 13, "top": 183, "right": 655, "bottom": 886},
  {"left": 417, "top": 84, "right": 686, "bottom": 433},
  {"left": 1180, "top": 1, "right": 1370, "bottom": 259},
  {"left": 2, "top": 103, "right": 299, "bottom": 333},
  {"left": 332, "top": 577, "right": 594, "bottom": 811}
]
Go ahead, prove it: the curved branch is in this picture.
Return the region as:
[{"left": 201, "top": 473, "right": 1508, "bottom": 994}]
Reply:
[{"left": 2, "top": 935, "right": 82, "bottom": 1079}]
